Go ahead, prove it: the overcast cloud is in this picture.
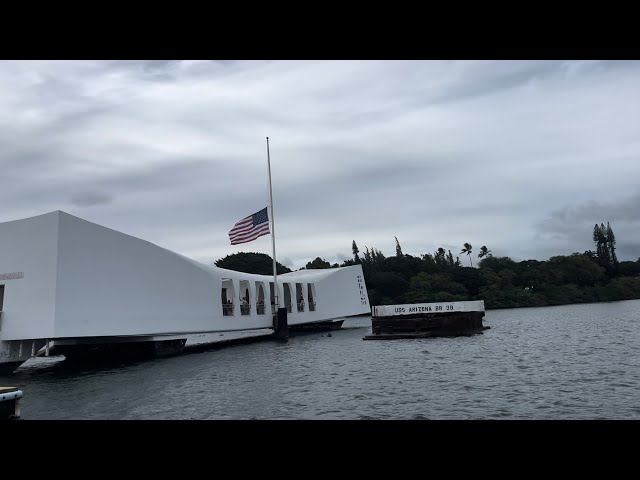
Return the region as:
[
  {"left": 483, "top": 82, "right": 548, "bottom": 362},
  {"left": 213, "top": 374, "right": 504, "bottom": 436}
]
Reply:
[{"left": 1, "top": 60, "right": 639, "bottom": 269}]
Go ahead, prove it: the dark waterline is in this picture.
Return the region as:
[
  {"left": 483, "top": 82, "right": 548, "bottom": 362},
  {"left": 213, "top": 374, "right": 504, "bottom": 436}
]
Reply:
[{"left": 3, "top": 300, "right": 640, "bottom": 419}]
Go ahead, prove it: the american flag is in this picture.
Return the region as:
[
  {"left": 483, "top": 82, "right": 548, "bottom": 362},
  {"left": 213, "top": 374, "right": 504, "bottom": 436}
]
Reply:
[{"left": 228, "top": 207, "right": 270, "bottom": 245}]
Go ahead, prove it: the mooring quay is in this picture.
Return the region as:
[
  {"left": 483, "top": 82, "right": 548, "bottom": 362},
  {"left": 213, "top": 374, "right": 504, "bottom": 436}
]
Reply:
[{"left": 364, "top": 300, "right": 489, "bottom": 340}]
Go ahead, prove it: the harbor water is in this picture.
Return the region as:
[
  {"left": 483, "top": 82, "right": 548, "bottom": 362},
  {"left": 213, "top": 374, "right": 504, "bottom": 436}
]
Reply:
[{"left": 3, "top": 300, "right": 640, "bottom": 419}]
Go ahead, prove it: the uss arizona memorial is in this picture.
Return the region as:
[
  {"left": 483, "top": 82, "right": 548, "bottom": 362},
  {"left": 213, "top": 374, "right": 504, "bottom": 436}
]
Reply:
[{"left": 0, "top": 211, "right": 370, "bottom": 373}]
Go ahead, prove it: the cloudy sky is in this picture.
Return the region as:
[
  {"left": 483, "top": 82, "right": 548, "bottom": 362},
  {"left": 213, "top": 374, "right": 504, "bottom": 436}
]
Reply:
[{"left": 2, "top": 60, "right": 639, "bottom": 269}]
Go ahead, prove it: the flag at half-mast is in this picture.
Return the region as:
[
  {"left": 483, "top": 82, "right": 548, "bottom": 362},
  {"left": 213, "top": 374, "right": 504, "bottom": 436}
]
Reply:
[{"left": 228, "top": 207, "right": 270, "bottom": 245}]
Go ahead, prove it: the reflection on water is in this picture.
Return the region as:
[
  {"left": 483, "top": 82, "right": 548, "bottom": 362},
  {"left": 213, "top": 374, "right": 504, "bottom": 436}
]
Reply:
[{"left": 3, "top": 300, "right": 640, "bottom": 419}]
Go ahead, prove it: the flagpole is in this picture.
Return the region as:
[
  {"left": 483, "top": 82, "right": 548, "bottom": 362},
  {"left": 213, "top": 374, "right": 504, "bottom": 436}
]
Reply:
[{"left": 266, "top": 137, "right": 279, "bottom": 310}]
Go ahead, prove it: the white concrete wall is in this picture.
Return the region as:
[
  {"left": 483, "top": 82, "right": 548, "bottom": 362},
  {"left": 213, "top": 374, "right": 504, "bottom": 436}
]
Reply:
[
  {"left": 1, "top": 211, "right": 371, "bottom": 341},
  {"left": 0, "top": 212, "right": 59, "bottom": 340},
  {"left": 279, "top": 265, "right": 370, "bottom": 324},
  {"left": 373, "top": 300, "right": 485, "bottom": 317},
  {"left": 53, "top": 212, "right": 276, "bottom": 337}
]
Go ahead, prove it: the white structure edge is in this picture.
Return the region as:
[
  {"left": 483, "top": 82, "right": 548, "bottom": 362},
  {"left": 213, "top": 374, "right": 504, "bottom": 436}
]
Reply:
[
  {"left": 373, "top": 300, "right": 485, "bottom": 317},
  {"left": 0, "top": 211, "right": 370, "bottom": 368}
]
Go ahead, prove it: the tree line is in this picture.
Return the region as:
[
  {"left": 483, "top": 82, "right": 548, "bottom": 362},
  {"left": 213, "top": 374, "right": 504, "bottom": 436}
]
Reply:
[{"left": 215, "top": 223, "right": 640, "bottom": 310}]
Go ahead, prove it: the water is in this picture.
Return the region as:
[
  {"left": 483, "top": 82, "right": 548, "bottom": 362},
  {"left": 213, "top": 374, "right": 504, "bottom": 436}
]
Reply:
[{"left": 3, "top": 300, "right": 640, "bottom": 419}]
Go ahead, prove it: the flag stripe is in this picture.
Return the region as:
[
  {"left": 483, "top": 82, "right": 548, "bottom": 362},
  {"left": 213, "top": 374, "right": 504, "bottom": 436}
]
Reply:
[
  {"left": 229, "top": 220, "right": 264, "bottom": 236},
  {"left": 228, "top": 207, "right": 270, "bottom": 245},
  {"left": 230, "top": 231, "right": 267, "bottom": 242},
  {"left": 229, "top": 223, "right": 257, "bottom": 237},
  {"left": 230, "top": 222, "right": 270, "bottom": 238},
  {"left": 230, "top": 225, "right": 270, "bottom": 244},
  {"left": 230, "top": 228, "right": 270, "bottom": 244}
]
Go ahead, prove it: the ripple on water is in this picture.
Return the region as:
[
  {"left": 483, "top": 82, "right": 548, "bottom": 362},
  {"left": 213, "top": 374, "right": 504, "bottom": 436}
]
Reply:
[{"left": 7, "top": 300, "right": 640, "bottom": 419}]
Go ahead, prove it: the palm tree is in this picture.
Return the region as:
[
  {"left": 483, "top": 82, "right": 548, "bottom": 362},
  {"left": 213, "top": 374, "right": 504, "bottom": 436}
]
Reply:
[
  {"left": 460, "top": 243, "right": 473, "bottom": 267},
  {"left": 478, "top": 245, "right": 492, "bottom": 259}
]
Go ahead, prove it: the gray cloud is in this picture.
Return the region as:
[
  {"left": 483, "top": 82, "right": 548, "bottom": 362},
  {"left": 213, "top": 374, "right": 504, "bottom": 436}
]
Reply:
[
  {"left": 427, "top": 60, "right": 564, "bottom": 106},
  {"left": 70, "top": 191, "right": 113, "bottom": 207},
  {"left": 280, "top": 257, "right": 294, "bottom": 267},
  {"left": 533, "top": 192, "right": 640, "bottom": 261},
  {"left": 1, "top": 60, "right": 640, "bottom": 269}
]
